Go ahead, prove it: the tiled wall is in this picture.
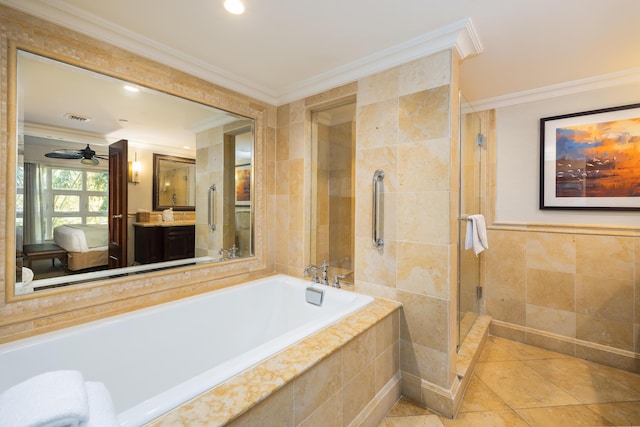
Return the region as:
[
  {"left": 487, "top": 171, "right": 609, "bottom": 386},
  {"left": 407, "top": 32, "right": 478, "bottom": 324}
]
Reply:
[
  {"left": 276, "top": 50, "right": 463, "bottom": 416},
  {"left": 0, "top": 6, "right": 276, "bottom": 343},
  {"left": 484, "top": 225, "right": 640, "bottom": 372},
  {"left": 227, "top": 310, "right": 400, "bottom": 427}
]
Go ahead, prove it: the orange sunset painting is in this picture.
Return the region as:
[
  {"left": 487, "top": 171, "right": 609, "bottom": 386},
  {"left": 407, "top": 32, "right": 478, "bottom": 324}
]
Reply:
[{"left": 555, "top": 117, "right": 640, "bottom": 197}]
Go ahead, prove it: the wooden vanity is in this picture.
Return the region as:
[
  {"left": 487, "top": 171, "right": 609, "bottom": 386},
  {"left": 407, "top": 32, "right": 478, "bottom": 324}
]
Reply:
[{"left": 133, "top": 222, "right": 195, "bottom": 264}]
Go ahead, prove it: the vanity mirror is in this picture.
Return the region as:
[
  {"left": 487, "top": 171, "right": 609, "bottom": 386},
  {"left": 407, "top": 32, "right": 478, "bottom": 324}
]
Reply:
[
  {"left": 153, "top": 154, "right": 196, "bottom": 212},
  {"left": 13, "top": 49, "right": 255, "bottom": 294}
]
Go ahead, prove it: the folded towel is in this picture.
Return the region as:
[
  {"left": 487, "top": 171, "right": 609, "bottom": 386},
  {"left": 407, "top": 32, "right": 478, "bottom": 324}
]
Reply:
[
  {"left": 162, "top": 208, "right": 174, "bottom": 222},
  {"left": 84, "top": 382, "right": 119, "bottom": 427},
  {"left": 465, "top": 214, "right": 489, "bottom": 256},
  {"left": 0, "top": 370, "right": 89, "bottom": 427}
]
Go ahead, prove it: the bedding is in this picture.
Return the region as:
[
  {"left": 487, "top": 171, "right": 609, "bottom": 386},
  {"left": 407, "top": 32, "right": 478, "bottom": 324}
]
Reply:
[
  {"left": 53, "top": 224, "right": 108, "bottom": 253},
  {"left": 53, "top": 224, "right": 109, "bottom": 271}
]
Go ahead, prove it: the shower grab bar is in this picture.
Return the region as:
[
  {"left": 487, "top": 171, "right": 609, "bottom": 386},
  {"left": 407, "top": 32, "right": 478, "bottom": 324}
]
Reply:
[
  {"left": 208, "top": 184, "right": 216, "bottom": 231},
  {"left": 372, "top": 169, "right": 385, "bottom": 249}
]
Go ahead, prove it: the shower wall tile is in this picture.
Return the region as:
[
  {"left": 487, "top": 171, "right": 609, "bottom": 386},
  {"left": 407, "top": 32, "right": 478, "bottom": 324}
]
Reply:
[
  {"left": 397, "top": 241, "right": 449, "bottom": 299},
  {"left": 355, "top": 236, "right": 397, "bottom": 288},
  {"left": 526, "top": 232, "right": 576, "bottom": 274},
  {"left": 398, "top": 137, "right": 451, "bottom": 192},
  {"left": 399, "top": 85, "right": 450, "bottom": 143},
  {"left": 398, "top": 50, "right": 452, "bottom": 96},
  {"left": 527, "top": 268, "right": 575, "bottom": 312},
  {"left": 358, "top": 67, "right": 399, "bottom": 106},
  {"left": 357, "top": 99, "right": 399, "bottom": 150},
  {"left": 275, "top": 159, "right": 290, "bottom": 195},
  {"left": 289, "top": 121, "right": 306, "bottom": 160},
  {"left": 397, "top": 191, "right": 449, "bottom": 245},
  {"left": 289, "top": 158, "right": 304, "bottom": 195},
  {"left": 576, "top": 234, "right": 633, "bottom": 281}
]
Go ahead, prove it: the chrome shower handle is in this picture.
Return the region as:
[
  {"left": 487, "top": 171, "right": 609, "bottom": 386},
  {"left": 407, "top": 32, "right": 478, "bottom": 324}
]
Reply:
[
  {"left": 208, "top": 184, "right": 216, "bottom": 230},
  {"left": 372, "top": 169, "right": 385, "bottom": 249}
]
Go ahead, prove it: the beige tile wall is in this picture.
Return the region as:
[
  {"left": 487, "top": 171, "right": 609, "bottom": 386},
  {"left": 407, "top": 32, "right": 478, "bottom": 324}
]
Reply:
[
  {"left": 275, "top": 50, "right": 462, "bottom": 415},
  {"left": 485, "top": 226, "right": 640, "bottom": 368},
  {"left": 228, "top": 311, "right": 400, "bottom": 427},
  {"left": 0, "top": 6, "right": 276, "bottom": 343}
]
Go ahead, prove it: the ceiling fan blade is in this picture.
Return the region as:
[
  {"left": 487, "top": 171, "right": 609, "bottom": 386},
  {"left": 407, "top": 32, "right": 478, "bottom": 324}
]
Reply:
[
  {"left": 44, "top": 150, "right": 83, "bottom": 159},
  {"left": 94, "top": 155, "right": 109, "bottom": 160}
]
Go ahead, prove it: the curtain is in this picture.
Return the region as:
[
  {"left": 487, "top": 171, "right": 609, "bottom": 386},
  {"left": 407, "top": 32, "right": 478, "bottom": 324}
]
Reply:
[{"left": 23, "top": 162, "right": 46, "bottom": 245}]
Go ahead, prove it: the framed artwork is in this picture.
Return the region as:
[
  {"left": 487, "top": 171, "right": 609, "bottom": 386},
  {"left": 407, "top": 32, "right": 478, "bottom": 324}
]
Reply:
[
  {"left": 235, "top": 164, "right": 251, "bottom": 206},
  {"left": 540, "top": 103, "right": 640, "bottom": 210}
]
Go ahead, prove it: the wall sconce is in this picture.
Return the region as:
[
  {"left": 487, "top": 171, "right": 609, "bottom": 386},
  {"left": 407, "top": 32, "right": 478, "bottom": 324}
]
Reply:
[{"left": 129, "top": 153, "right": 141, "bottom": 184}]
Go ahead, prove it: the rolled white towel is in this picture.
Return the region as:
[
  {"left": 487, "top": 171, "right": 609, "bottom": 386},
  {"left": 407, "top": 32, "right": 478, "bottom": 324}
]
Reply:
[
  {"left": 465, "top": 214, "right": 489, "bottom": 256},
  {"left": 84, "top": 382, "right": 119, "bottom": 427},
  {"left": 0, "top": 370, "right": 89, "bottom": 427}
]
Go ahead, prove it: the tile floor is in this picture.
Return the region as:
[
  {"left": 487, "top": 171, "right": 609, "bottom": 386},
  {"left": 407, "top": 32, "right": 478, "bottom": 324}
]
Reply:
[{"left": 379, "top": 336, "right": 640, "bottom": 426}]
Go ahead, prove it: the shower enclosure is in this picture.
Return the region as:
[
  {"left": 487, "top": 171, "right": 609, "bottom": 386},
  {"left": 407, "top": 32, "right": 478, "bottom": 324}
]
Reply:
[
  {"left": 458, "top": 93, "right": 484, "bottom": 349},
  {"left": 309, "top": 102, "right": 357, "bottom": 283}
]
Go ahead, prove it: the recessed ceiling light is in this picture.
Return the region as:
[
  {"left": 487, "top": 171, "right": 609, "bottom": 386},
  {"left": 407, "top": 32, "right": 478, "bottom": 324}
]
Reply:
[
  {"left": 124, "top": 85, "right": 140, "bottom": 92},
  {"left": 224, "top": 0, "right": 245, "bottom": 15}
]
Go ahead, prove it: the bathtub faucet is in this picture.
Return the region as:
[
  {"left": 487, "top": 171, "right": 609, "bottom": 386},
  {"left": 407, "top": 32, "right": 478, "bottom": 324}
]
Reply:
[
  {"left": 303, "top": 261, "right": 330, "bottom": 285},
  {"left": 219, "top": 245, "right": 239, "bottom": 259}
]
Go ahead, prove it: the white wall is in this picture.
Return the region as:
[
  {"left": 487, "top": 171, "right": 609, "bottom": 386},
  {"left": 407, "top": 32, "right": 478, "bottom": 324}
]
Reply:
[{"left": 495, "top": 82, "right": 640, "bottom": 226}]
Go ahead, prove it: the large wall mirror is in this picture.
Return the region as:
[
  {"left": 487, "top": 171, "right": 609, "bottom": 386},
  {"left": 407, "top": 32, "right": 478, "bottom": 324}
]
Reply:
[{"left": 13, "top": 49, "right": 255, "bottom": 295}]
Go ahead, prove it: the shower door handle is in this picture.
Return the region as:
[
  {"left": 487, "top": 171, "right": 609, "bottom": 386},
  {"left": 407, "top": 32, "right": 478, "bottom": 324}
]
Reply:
[
  {"left": 372, "top": 170, "right": 385, "bottom": 249},
  {"left": 208, "top": 184, "right": 216, "bottom": 231}
]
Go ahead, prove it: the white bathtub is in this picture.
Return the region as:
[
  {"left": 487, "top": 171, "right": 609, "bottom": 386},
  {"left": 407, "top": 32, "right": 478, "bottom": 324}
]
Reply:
[{"left": 0, "top": 274, "right": 373, "bottom": 426}]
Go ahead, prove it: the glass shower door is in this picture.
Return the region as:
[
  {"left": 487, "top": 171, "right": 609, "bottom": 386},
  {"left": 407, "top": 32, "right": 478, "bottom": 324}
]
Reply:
[{"left": 458, "top": 93, "right": 483, "bottom": 350}]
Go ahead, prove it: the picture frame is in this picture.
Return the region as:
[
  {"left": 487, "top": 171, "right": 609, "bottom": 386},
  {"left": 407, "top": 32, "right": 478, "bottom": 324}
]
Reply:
[
  {"left": 235, "top": 164, "right": 251, "bottom": 206},
  {"left": 540, "top": 102, "right": 640, "bottom": 210}
]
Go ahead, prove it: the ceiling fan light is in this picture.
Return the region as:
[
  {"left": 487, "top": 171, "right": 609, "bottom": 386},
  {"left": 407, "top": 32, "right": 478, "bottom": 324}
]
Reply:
[
  {"left": 224, "top": 0, "right": 245, "bottom": 15},
  {"left": 81, "top": 157, "right": 99, "bottom": 165}
]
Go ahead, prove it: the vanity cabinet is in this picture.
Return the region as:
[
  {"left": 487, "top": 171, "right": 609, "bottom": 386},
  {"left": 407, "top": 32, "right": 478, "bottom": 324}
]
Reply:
[{"left": 134, "top": 223, "right": 195, "bottom": 264}]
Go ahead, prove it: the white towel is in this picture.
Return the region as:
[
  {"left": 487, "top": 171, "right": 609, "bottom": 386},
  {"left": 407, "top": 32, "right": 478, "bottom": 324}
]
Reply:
[
  {"left": 465, "top": 214, "right": 489, "bottom": 256},
  {"left": 162, "top": 208, "right": 174, "bottom": 222},
  {"left": 84, "top": 382, "right": 119, "bottom": 427},
  {"left": 0, "top": 370, "right": 89, "bottom": 427}
]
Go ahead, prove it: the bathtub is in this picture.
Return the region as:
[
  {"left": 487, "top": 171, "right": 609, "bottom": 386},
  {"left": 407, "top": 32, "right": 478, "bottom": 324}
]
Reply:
[{"left": 0, "top": 274, "right": 374, "bottom": 426}]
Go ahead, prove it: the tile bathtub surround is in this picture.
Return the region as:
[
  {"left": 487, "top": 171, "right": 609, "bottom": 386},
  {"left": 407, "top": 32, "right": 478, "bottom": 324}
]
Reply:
[
  {"left": 379, "top": 336, "right": 640, "bottom": 426},
  {"left": 148, "top": 297, "right": 401, "bottom": 426}
]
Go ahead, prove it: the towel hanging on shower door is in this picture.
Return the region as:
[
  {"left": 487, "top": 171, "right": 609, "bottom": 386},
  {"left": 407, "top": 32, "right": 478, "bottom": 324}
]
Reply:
[{"left": 465, "top": 214, "right": 488, "bottom": 256}]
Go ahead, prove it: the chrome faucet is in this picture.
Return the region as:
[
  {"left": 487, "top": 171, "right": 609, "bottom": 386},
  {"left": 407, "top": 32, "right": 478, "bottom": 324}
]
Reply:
[
  {"left": 304, "top": 260, "right": 330, "bottom": 285},
  {"left": 219, "top": 244, "right": 239, "bottom": 259}
]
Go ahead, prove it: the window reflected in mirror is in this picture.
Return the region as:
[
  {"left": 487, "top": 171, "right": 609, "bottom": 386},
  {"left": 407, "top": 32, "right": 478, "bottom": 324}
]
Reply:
[{"left": 14, "top": 49, "right": 255, "bottom": 294}]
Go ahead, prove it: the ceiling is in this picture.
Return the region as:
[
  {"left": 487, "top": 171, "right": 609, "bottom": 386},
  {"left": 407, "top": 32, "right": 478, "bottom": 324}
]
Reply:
[{"left": 4, "top": 0, "right": 640, "bottom": 108}]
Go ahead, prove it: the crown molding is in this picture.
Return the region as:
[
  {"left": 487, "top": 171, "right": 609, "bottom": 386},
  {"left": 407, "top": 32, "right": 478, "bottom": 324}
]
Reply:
[
  {"left": 2, "top": 0, "right": 280, "bottom": 104},
  {"left": 469, "top": 67, "right": 640, "bottom": 111},
  {"left": 275, "top": 18, "right": 483, "bottom": 105},
  {"left": 3, "top": 1, "right": 482, "bottom": 106}
]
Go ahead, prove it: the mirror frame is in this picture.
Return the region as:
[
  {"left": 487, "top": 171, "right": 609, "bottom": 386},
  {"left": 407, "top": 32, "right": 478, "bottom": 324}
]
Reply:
[
  {"left": 4, "top": 37, "right": 267, "bottom": 306},
  {"left": 152, "top": 154, "right": 196, "bottom": 211}
]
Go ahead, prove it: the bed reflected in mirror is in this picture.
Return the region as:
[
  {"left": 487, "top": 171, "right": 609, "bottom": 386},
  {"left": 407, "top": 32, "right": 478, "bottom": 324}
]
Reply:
[{"left": 14, "top": 49, "right": 255, "bottom": 294}]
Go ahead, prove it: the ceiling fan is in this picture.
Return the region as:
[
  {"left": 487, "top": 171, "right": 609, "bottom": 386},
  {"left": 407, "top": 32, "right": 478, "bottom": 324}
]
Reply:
[{"left": 45, "top": 144, "right": 108, "bottom": 165}]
